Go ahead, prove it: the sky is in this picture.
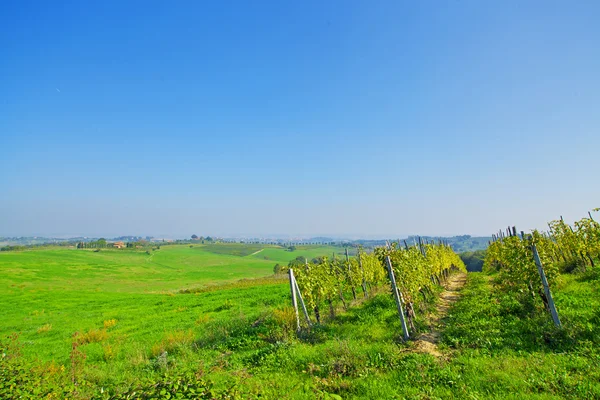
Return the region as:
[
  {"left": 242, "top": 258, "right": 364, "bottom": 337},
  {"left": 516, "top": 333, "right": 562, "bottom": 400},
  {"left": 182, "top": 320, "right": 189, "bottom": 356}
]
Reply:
[{"left": 1, "top": 1, "right": 599, "bottom": 238}]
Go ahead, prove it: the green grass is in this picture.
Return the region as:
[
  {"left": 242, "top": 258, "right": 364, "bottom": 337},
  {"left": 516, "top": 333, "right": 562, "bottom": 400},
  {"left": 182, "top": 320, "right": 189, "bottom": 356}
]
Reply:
[
  {"left": 0, "top": 244, "right": 344, "bottom": 293},
  {"left": 1, "top": 246, "right": 599, "bottom": 399},
  {"left": 198, "top": 243, "right": 268, "bottom": 257},
  {"left": 0, "top": 244, "right": 342, "bottom": 364}
]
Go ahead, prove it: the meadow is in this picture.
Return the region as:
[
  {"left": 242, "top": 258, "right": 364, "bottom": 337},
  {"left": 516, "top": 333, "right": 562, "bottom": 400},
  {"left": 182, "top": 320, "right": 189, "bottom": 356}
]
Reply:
[
  {"left": 0, "top": 244, "right": 342, "bottom": 361},
  {"left": 1, "top": 243, "right": 599, "bottom": 399}
]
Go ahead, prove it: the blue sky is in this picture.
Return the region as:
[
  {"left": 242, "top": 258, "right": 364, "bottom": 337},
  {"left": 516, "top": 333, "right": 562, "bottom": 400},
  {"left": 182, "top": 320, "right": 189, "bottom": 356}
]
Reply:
[{"left": 1, "top": 1, "right": 599, "bottom": 238}]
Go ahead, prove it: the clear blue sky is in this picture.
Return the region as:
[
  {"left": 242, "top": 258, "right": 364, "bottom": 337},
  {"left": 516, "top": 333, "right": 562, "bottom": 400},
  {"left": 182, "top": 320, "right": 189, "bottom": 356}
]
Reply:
[{"left": 1, "top": 1, "right": 599, "bottom": 238}]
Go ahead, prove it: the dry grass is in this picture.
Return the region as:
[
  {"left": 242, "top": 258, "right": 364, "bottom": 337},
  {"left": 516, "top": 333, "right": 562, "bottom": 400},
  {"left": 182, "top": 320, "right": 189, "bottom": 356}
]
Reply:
[
  {"left": 36, "top": 323, "right": 53, "bottom": 334},
  {"left": 195, "top": 314, "right": 212, "bottom": 325},
  {"left": 102, "top": 343, "right": 117, "bottom": 360},
  {"left": 151, "top": 329, "right": 195, "bottom": 357},
  {"left": 76, "top": 328, "right": 108, "bottom": 344},
  {"left": 103, "top": 319, "right": 117, "bottom": 329}
]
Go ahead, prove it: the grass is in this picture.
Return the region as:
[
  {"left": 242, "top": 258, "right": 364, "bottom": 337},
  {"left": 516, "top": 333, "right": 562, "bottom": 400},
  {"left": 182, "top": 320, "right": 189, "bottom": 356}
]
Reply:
[
  {"left": 199, "top": 243, "right": 267, "bottom": 257},
  {"left": 0, "top": 244, "right": 344, "bottom": 365},
  {"left": 0, "top": 244, "right": 344, "bottom": 293},
  {"left": 1, "top": 245, "right": 599, "bottom": 399}
]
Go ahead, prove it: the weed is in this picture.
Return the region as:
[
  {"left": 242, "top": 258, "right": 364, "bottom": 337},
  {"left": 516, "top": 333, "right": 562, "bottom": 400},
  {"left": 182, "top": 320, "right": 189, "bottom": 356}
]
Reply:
[
  {"left": 151, "top": 329, "right": 195, "bottom": 357},
  {"left": 103, "top": 319, "right": 117, "bottom": 329},
  {"left": 102, "top": 343, "right": 117, "bottom": 361},
  {"left": 75, "top": 328, "right": 108, "bottom": 344},
  {"left": 70, "top": 333, "right": 86, "bottom": 387},
  {"left": 195, "top": 314, "right": 212, "bottom": 325},
  {"left": 214, "top": 299, "right": 234, "bottom": 312}
]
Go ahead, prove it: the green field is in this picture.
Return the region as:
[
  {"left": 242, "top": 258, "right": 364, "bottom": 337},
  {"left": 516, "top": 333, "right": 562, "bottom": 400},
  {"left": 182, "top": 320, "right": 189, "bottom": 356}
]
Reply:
[
  {"left": 0, "top": 244, "right": 341, "bottom": 362},
  {"left": 1, "top": 244, "right": 599, "bottom": 399}
]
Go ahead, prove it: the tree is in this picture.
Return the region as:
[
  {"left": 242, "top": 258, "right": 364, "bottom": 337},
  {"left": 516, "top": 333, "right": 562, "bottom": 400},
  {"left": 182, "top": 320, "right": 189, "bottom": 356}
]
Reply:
[
  {"left": 288, "top": 256, "right": 306, "bottom": 268},
  {"left": 191, "top": 234, "right": 198, "bottom": 240},
  {"left": 273, "top": 264, "right": 285, "bottom": 274}
]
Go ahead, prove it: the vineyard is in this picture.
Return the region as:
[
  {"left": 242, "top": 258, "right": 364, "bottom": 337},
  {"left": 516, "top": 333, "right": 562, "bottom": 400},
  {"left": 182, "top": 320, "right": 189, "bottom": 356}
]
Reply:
[
  {"left": 485, "top": 208, "right": 600, "bottom": 326},
  {"left": 1, "top": 217, "right": 600, "bottom": 398},
  {"left": 292, "top": 242, "right": 466, "bottom": 339}
]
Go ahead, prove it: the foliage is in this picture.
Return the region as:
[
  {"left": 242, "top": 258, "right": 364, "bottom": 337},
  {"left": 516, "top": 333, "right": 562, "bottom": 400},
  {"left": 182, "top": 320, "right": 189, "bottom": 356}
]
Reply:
[
  {"left": 484, "top": 210, "right": 599, "bottom": 309},
  {"left": 3, "top": 238, "right": 600, "bottom": 398},
  {"left": 460, "top": 250, "right": 486, "bottom": 272},
  {"left": 294, "top": 243, "right": 465, "bottom": 327}
]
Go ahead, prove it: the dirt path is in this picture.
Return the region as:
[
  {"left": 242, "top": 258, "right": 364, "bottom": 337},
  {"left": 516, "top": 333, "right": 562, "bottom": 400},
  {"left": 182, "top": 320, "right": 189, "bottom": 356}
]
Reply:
[
  {"left": 248, "top": 248, "right": 264, "bottom": 256},
  {"left": 412, "top": 273, "right": 467, "bottom": 357}
]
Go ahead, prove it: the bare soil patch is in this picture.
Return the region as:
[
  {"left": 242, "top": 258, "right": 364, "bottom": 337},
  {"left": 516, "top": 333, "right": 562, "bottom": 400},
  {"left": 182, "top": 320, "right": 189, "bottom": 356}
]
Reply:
[{"left": 412, "top": 273, "right": 467, "bottom": 357}]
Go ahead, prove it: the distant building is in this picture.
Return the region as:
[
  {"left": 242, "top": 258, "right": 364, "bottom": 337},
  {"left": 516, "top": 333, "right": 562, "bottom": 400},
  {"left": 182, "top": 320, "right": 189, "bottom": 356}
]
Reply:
[{"left": 113, "top": 241, "right": 125, "bottom": 249}]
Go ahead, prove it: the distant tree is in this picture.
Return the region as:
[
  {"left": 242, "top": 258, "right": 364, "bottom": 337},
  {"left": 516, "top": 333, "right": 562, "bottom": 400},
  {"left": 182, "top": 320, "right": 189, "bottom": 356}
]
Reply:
[
  {"left": 288, "top": 256, "right": 306, "bottom": 268},
  {"left": 288, "top": 246, "right": 296, "bottom": 252},
  {"left": 191, "top": 234, "right": 198, "bottom": 240},
  {"left": 459, "top": 250, "right": 486, "bottom": 272}
]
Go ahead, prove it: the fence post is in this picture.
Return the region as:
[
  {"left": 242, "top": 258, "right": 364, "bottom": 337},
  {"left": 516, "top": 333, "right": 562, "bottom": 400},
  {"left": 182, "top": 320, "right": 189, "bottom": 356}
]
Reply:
[
  {"left": 289, "top": 269, "right": 301, "bottom": 331},
  {"left": 531, "top": 243, "right": 561, "bottom": 327},
  {"left": 385, "top": 255, "right": 410, "bottom": 340}
]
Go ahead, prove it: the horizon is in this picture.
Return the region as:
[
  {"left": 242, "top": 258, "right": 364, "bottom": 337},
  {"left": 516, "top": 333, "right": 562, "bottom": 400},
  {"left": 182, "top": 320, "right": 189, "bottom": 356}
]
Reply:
[{"left": 2, "top": 1, "right": 599, "bottom": 237}]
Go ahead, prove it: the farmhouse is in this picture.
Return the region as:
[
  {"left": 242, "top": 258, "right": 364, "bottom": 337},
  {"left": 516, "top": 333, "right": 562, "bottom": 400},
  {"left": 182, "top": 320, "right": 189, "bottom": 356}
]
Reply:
[{"left": 113, "top": 241, "right": 125, "bottom": 249}]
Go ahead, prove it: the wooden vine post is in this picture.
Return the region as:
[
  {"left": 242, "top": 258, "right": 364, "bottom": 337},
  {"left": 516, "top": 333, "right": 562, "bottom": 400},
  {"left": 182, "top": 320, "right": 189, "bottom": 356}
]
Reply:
[
  {"left": 294, "top": 277, "right": 312, "bottom": 328},
  {"left": 345, "top": 247, "right": 357, "bottom": 300},
  {"left": 356, "top": 249, "right": 368, "bottom": 297},
  {"left": 531, "top": 243, "right": 562, "bottom": 327},
  {"left": 385, "top": 255, "right": 410, "bottom": 340},
  {"left": 288, "top": 269, "right": 301, "bottom": 331}
]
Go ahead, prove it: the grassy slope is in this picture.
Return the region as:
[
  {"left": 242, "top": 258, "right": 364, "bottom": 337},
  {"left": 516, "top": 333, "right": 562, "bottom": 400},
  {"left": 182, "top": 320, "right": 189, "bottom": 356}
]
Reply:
[
  {"left": 0, "top": 244, "right": 335, "bottom": 365},
  {"left": 2, "top": 245, "right": 599, "bottom": 399},
  {"left": 204, "top": 270, "right": 600, "bottom": 399}
]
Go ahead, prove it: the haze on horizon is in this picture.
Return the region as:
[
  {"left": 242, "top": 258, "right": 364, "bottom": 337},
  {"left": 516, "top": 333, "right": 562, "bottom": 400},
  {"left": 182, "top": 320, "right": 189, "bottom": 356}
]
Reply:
[{"left": 1, "top": 1, "right": 599, "bottom": 238}]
